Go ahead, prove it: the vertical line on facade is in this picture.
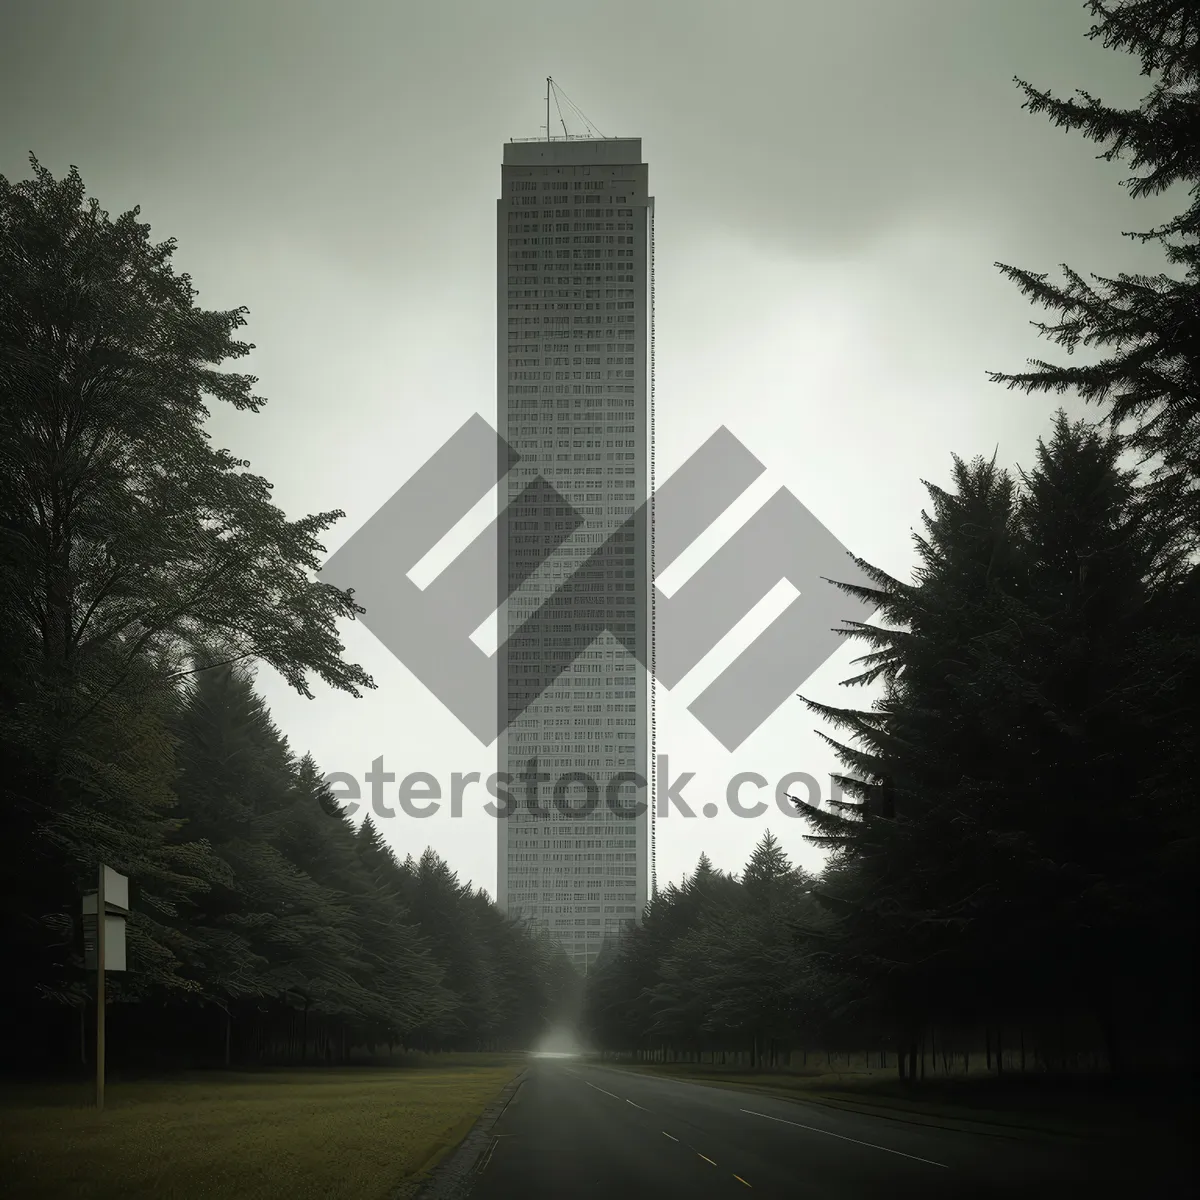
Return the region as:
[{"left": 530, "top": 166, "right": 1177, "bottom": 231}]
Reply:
[{"left": 649, "top": 203, "right": 657, "bottom": 903}]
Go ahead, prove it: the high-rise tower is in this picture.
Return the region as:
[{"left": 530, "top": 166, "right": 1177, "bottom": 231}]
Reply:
[{"left": 495, "top": 121, "right": 653, "bottom": 970}]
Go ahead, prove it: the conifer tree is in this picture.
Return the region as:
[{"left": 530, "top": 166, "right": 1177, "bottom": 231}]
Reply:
[
  {"left": 0, "top": 158, "right": 373, "bottom": 1039},
  {"left": 0, "top": 160, "right": 584, "bottom": 1069},
  {"left": 990, "top": 1, "right": 1200, "bottom": 527}
]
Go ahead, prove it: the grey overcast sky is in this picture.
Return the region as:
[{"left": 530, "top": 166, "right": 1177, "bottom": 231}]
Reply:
[{"left": 0, "top": 1, "right": 1178, "bottom": 893}]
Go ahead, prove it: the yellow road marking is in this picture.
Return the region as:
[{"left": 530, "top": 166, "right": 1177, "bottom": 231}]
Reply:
[{"left": 734, "top": 1175, "right": 752, "bottom": 1187}]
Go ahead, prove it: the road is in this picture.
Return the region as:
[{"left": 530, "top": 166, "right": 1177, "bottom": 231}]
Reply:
[{"left": 466, "top": 1057, "right": 1157, "bottom": 1199}]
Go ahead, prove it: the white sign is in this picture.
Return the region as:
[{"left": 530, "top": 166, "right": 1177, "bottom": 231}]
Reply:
[
  {"left": 103, "top": 866, "right": 129, "bottom": 913},
  {"left": 83, "top": 914, "right": 127, "bottom": 972}
]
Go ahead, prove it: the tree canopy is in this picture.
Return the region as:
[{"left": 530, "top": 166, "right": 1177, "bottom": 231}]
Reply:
[
  {"left": 584, "top": 1, "right": 1198, "bottom": 1081},
  {"left": 0, "top": 159, "right": 571, "bottom": 1069}
]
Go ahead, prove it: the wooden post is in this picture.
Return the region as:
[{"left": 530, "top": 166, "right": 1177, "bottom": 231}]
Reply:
[{"left": 96, "top": 864, "right": 106, "bottom": 1110}]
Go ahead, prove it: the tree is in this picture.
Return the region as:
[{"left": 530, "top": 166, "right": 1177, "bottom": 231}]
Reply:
[
  {"left": 0, "top": 157, "right": 373, "bottom": 729},
  {"left": 0, "top": 158, "right": 374, "bottom": 1042},
  {"left": 0, "top": 160, "right": 591, "bottom": 1072},
  {"left": 687, "top": 834, "right": 810, "bottom": 1065},
  {"left": 793, "top": 414, "right": 1191, "bottom": 1071},
  {"left": 2, "top": 646, "right": 222, "bottom": 1011},
  {"left": 583, "top": 5, "right": 1199, "bottom": 1080},
  {"left": 988, "top": 0, "right": 1200, "bottom": 1069},
  {"left": 172, "top": 666, "right": 371, "bottom": 1030},
  {"left": 989, "top": 1, "right": 1200, "bottom": 529},
  {"left": 794, "top": 453, "right": 1022, "bottom": 1036}
]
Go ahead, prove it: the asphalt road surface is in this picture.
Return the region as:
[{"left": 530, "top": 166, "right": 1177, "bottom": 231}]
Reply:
[{"left": 467, "top": 1058, "right": 1167, "bottom": 1199}]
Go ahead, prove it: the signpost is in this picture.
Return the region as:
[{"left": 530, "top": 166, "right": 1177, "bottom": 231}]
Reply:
[{"left": 82, "top": 866, "right": 130, "bottom": 1110}]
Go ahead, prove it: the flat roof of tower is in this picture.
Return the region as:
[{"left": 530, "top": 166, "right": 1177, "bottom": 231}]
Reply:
[{"left": 503, "top": 138, "right": 643, "bottom": 166}]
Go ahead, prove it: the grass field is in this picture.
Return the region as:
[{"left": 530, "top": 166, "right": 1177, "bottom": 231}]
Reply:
[{"left": 0, "top": 1056, "right": 525, "bottom": 1200}]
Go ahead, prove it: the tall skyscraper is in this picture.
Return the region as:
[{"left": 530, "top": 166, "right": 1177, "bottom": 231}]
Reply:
[{"left": 495, "top": 133, "right": 654, "bottom": 969}]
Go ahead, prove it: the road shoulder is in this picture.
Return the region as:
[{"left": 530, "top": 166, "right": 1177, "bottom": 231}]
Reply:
[{"left": 406, "top": 1068, "right": 529, "bottom": 1200}]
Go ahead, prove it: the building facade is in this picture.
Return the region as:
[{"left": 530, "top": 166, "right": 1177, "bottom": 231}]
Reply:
[{"left": 495, "top": 137, "right": 653, "bottom": 969}]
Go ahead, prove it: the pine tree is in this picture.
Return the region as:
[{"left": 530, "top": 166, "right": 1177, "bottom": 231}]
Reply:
[
  {"left": 989, "top": 1, "right": 1200, "bottom": 527},
  {"left": 987, "top": 0, "right": 1200, "bottom": 1066},
  {"left": 741, "top": 831, "right": 800, "bottom": 905},
  {"left": 282, "top": 759, "right": 446, "bottom": 1043},
  {"left": 791, "top": 415, "right": 1192, "bottom": 1062},
  {"left": 397, "top": 849, "right": 502, "bottom": 1049},
  {"left": 1000, "top": 414, "right": 1195, "bottom": 1061},
  {"left": 793, "top": 454, "right": 1025, "bottom": 1043},
  {"left": 0, "top": 158, "right": 374, "bottom": 1053},
  {"left": 349, "top": 817, "right": 453, "bottom": 1042}
]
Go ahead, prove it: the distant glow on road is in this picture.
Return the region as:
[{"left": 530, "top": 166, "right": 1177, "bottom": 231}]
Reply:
[{"left": 532, "top": 1028, "right": 587, "bottom": 1057}]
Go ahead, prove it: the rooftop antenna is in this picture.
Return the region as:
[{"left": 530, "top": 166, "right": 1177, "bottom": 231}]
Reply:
[{"left": 541, "top": 76, "right": 609, "bottom": 141}]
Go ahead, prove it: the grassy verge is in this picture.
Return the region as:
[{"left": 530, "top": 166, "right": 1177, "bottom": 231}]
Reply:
[
  {"left": 590, "top": 1059, "right": 1194, "bottom": 1143},
  {"left": 0, "top": 1057, "right": 525, "bottom": 1200}
]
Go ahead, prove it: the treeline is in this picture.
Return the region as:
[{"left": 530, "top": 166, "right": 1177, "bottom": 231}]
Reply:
[
  {"left": 0, "top": 160, "right": 572, "bottom": 1072},
  {"left": 584, "top": 0, "right": 1198, "bottom": 1081}
]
